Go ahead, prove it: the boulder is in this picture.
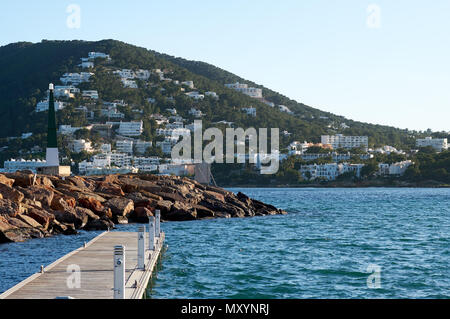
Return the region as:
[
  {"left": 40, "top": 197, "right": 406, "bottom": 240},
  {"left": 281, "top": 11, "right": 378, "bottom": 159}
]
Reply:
[
  {"left": 130, "top": 207, "right": 153, "bottom": 223},
  {"left": 155, "top": 200, "right": 173, "bottom": 215},
  {"left": 4, "top": 171, "right": 35, "bottom": 187},
  {"left": 0, "top": 184, "right": 24, "bottom": 203},
  {"left": 17, "top": 214, "right": 42, "bottom": 228},
  {"left": 112, "top": 215, "right": 129, "bottom": 225},
  {"left": 25, "top": 209, "right": 55, "bottom": 230},
  {"left": 78, "top": 197, "right": 104, "bottom": 213},
  {"left": 165, "top": 201, "right": 197, "bottom": 221},
  {"left": 192, "top": 204, "right": 215, "bottom": 218},
  {"left": 0, "top": 215, "right": 44, "bottom": 243},
  {"left": 19, "top": 186, "right": 54, "bottom": 207},
  {"left": 75, "top": 207, "right": 100, "bottom": 221},
  {"left": 0, "top": 174, "right": 15, "bottom": 187},
  {"left": 50, "top": 208, "right": 89, "bottom": 229},
  {"left": 104, "top": 197, "right": 134, "bottom": 217},
  {"left": 0, "top": 199, "right": 23, "bottom": 217},
  {"left": 51, "top": 220, "right": 77, "bottom": 235},
  {"left": 96, "top": 182, "right": 125, "bottom": 196},
  {"left": 84, "top": 218, "right": 115, "bottom": 231}
]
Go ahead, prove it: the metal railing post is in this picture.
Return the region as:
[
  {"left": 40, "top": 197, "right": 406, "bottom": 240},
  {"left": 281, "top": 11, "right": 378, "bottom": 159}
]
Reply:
[
  {"left": 138, "top": 226, "right": 146, "bottom": 270},
  {"left": 113, "top": 245, "right": 125, "bottom": 299},
  {"left": 148, "top": 216, "right": 155, "bottom": 251}
]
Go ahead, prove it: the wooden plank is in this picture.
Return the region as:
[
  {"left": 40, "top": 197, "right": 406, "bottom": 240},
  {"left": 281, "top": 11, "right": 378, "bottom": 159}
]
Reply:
[{"left": 0, "top": 231, "right": 165, "bottom": 299}]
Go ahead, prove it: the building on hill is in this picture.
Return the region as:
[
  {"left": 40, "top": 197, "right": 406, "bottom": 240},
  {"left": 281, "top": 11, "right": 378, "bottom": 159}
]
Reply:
[
  {"left": 121, "top": 79, "right": 138, "bottom": 88},
  {"left": 300, "top": 163, "right": 364, "bottom": 181},
  {"left": 71, "top": 139, "right": 94, "bottom": 153},
  {"left": 53, "top": 86, "right": 80, "bottom": 99},
  {"left": 225, "top": 82, "right": 263, "bottom": 99},
  {"left": 88, "top": 52, "right": 111, "bottom": 60},
  {"left": 241, "top": 107, "right": 257, "bottom": 117},
  {"left": 36, "top": 99, "right": 66, "bottom": 112},
  {"left": 116, "top": 140, "right": 134, "bottom": 154},
  {"left": 205, "top": 91, "right": 219, "bottom": 99},
  {"left": 416, "top": 137, "right": 448, "bottom": 151},
  {"left": 321, "top": 134, "right": 368, "bottom": 150},
  {"left": 185, "top": 91, "right": 204, "bottom": 100},
  {"left": 181, "top": 81, "right": 195, "bottom": 89},
  {"left": 82, "top": 90, "right": 99, "bottom": 99},
  {"left": 118, "top": 121, "right": 144, "bottom": 137},
  {"left": 189, "top": 108, "right": 204, "bottom": 118},
  {"left": 278, "top": 105, "right": 293, "bottom": 114},
  {"left": 60, "top": 72, "right": 94, "bottom": 86},
  {"left": 78, "top": 61, "right": 94, "bottom": 69},
  {"left": 135, "top": 140, "right": 153, "bottom": 154},
  {"left": 3, "top": 159, "right": 48, "bottom": 173}
]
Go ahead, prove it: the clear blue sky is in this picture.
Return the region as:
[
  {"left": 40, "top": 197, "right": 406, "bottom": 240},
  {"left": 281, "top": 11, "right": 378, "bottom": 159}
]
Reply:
[{"left": 1, "top": 0, "right": 449, "bottom": 131}]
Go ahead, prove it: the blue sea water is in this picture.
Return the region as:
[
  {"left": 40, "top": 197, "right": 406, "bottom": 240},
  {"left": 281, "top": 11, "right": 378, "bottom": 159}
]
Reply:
[{"left": 1, "top": 188, "right": 449, "bottom": 298}]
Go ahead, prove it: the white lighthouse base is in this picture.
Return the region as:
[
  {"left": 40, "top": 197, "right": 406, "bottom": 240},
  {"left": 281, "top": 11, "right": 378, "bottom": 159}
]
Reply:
[{"left": 46, "top": 148, "right": 60, "bottom": 166}]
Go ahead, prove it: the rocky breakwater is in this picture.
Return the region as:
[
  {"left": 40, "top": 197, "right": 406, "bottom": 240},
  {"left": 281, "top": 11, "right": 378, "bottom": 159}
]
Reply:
[{"left": 0, "top": 172, "right": 287, "bottom": 243}]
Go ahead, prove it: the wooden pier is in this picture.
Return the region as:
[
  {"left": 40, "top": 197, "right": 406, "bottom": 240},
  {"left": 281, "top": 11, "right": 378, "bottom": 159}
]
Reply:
[{"left": 0, "top": 213, "right": 165, "bottom": 300}]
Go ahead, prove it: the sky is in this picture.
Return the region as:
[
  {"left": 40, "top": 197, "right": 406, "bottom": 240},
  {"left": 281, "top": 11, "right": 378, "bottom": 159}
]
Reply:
[{"left": 1, "top": 0, "right": 449, "bottom": 132}]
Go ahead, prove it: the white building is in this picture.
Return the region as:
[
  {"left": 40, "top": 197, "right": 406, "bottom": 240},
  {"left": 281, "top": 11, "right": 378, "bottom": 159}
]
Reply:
[
  {"left": 59, "top": 125, "right": 88, "bottom": 135},
  {"left": 185, "top": 91, "right": 204, "bottom": 100},
  {"left": 36, "top": 100, "right": 66, "bottom": 112},
  {"left": 88, "top": 52, "right": 111, "bottom": 60},
  {"left": 205, "top": 91, "right": 219, "bottom": 99},
  {"left": 135, "top": 69, "right": 151, "bottom": 80},
  {"left": 189, "top": 108, "right": 204, "bottom": 118},
  {"left": 116, "top": 140, "right": 134, "bottom": 154},
  {"left": 118, "top": 121, "right": 144, "bottom": 137},
  {"left": 54, "top": 86, "right": 80, "bottom": 99},
  {"left": 60, "top": 72, "right": 94, "bottom": 86},
  {"left": 416, "top": 137, "right": 448, "bottom": 151},
  {"left": 181, "top": 81, "right": 195, "bottom": 89},
  {"left": 241, "top": 107, "right": 257, "bottom": 117},
  {"left": 156, "top": 128, "right": 190, "bottom": 139},
  {"left": 278, "top": 105, "right": 293, "bottom": 114},
  {"left": 79, "top": 61, "right": 94, "bottom": 69},
  {"left": 300, "top": 163, "right": 364, "bottom": 181},
  {"left": 101, "top": 106, "right": 125, "bottom": 119},
  {"left": 156, "top": 139, "right": 179, "bottom": 154},
  {"left": 71, "top": 139, "right": 94, "bottom": 153},
  {"left": 225, "top": 82, "right": 263, "bottom": 98},
  {"left": 135, "top": 140, "right": 152, "bottom": 154},
  {"left": 82, "top": 90, "right": 99, "bottom": 99},
  {"left": 121, "top": 79, "right": 138, "bottom": 89},
  {"left": 321, "top": 134, "right": 369, "bottom": 150},
  {"left": 3, "top": 159, "right": 48, "bottom": 173},
  {"left": 288, "top": 141, "right": 311, "bottom": 156},
  {"left": 100, "top": 143, "right": 112, "bottom": 153}
]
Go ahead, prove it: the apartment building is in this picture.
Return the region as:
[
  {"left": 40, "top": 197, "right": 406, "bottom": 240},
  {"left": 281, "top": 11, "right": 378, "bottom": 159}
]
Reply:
[
  {"left": 71, "top": 139, "right": 94, "bottom": 153},
  {"left": 225, "top": 82, "right": 263, "bottom": 99},
  {"left": 416, "top": 137, "right": 448, "bottom": 151},
  {"left": 82, "top": 90, "right": 99, "bottom": 99},
  {"left": 118, "top": 121, "right": 144, "bottom": 137},
  {"left": 3, "top": 159, "right": 48, "bottom": 173},
  {"left": 241, "top": 107, "right": 257, "bottom": 117},
  {"left": 116, "top": 140, "right": 134, "bottom": 154},
  {"left": 300, "top": 163, "right": 364, "bottom": 181},
  {"left": 321, "top": 134, "right": 369, "bottom": 150},
  {"left": 60, "top": 72, "right": 94, "bottom": 85},
  {"left": 36, "top": 100, "right": 66, "bottom": 112}
]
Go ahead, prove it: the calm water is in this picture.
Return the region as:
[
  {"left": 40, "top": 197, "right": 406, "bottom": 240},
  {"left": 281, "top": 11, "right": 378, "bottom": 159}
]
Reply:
[{"left": 1, "top": 188, "right": 449, "bottom": 298}]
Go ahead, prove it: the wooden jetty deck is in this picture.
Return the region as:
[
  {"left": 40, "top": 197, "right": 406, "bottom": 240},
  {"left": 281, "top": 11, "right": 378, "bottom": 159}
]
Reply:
[{"left": 0, "top": 226, "right": 165, "bottom": 299}]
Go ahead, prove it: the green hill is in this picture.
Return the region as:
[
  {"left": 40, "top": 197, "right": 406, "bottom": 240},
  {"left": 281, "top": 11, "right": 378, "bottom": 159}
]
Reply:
[{"left": 0, "top": 39, "right": 435, "bottom": 164}]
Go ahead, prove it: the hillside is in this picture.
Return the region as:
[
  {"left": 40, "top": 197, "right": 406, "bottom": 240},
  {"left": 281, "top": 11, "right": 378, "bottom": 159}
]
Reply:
[{"left": 0, "top": 40, "right": 423, "bottom": 148}]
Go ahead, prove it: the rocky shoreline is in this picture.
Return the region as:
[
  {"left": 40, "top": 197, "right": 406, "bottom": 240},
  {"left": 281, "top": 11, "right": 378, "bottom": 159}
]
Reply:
[{"left": 0, "top": 172, "right": 287, "bottom": 243}]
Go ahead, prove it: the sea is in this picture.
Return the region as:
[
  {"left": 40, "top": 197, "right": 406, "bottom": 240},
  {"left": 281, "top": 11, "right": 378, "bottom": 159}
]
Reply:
[{"left": 1, "top": 188, "right": 449, "bottom": 299}]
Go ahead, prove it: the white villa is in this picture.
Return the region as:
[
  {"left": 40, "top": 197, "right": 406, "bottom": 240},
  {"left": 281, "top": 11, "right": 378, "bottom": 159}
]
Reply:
[
  {"left": 416, "top": 137, "right": 448, "bottom": 152},
  {"left": 225, "top": 82, "right": 263, "bottom": 99}
]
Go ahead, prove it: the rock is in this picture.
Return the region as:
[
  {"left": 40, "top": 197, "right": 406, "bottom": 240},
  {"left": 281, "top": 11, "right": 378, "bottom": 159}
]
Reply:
[
  {"left": 112, "top": 215, "right": 129, "bottom": 225},
  {"left": 19, "top": 186, "right": 54, "bottom": 207},
  {"left": 0, "top": 174, "right": 15, "bottom": 187},
  {"left": 130, "top": 207, "right": 153, "bottom": 223},
  {"left": 4, "top": 172, "right": 35, "bottom": 187},
  {"left": 51, "top": 220, "right": 77, "bottom": 235},
  {"left": 104, "top": 197, "right": 134, "bottom": 217},
  {"left": 0, "top": 199, "right": 23, "bottom": 217},
  {"left": 38, "top": 176, "right": 54, "bottom": 188},
  {"left": 0, "top": 184, "right": 25, "bottom": 203},
  {"left": 96, "top": 182, "right": 125, "bottom": 196},
  {"left": 50, "top": 208, "right": 88, "bottom": 229},
  {"left": 50, "top": 194, "right": 76, "bottom": 211},
  {"left": 165, "top": 201, "right": 197, "bottom": 221},
  {"left": 84, "top": 218, "right": 115, "bottom": 231},
  {"left": 75, "top": 207, "right": 99, "bottom": 221},
  {"left": 22, "top": 198, "right": 42, "bottom": 209},
  {"left": 0, "top": 215, "right": 44, "bottom": 243},
  {"left": 78, "top": 197, "right": 104, "bottom": 213},
  {"left": 25, "top": 209, "right": 55, "bottom": 230},
  {"left": 192, "top": 204, "right": 215, "bottom": 218},
  {"left": 155, "top": 200, "right": 173, "bottom": 215},
  {"left": 17, "top": 214, "right": 43, "bottom": 228},
  {"left": 203, "top": 190, "right": 225, "bottom": 203}
]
